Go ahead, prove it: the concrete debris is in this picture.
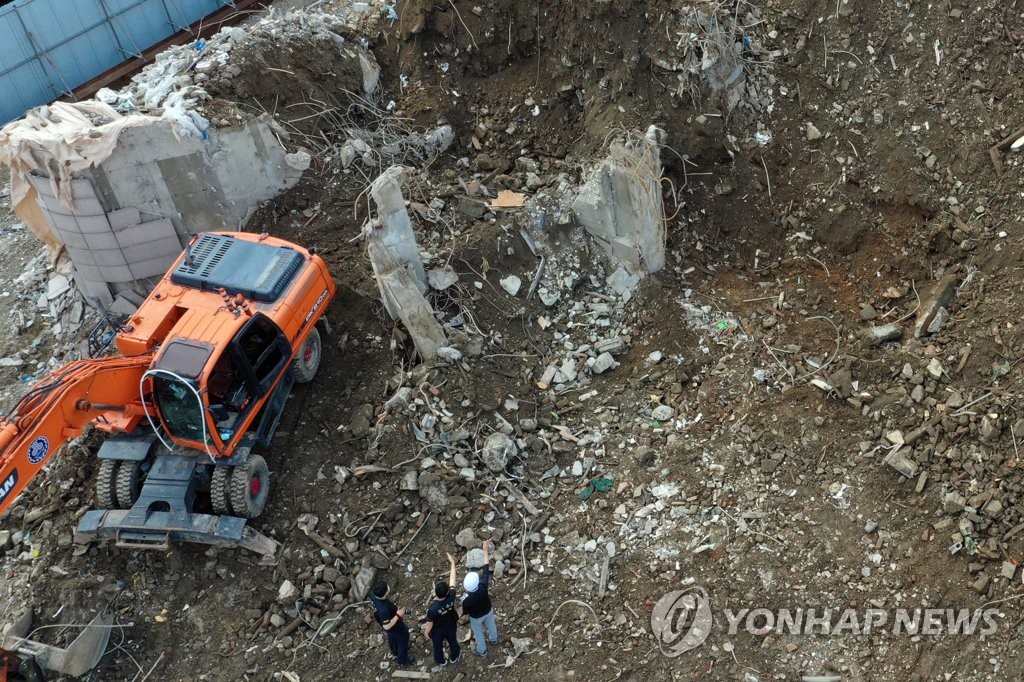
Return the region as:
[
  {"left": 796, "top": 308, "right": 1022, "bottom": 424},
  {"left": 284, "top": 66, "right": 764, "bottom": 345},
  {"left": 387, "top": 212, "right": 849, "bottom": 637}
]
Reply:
[
  {"left": 436, "top": 347, "right": 463, "bottom": 364},
  {"left": 573, "top": 127, "right": 666, "bottom": 276},
  {"left": 651, "top": 405, "right": 675, "bottom": 421},
  {"left": 1, "top": 102, "right": 306, "bottom": 307},
  {"left": 914, "top": 272, "right": 959, "bottom": 338},
  {"left": 285, "top": 150, "right": 312, "bottom": 172},
  {"left": 606, "top": 267, "right": 641, "bottom": 301},
  {"left": 591, "top": 352, "right": 617, "bottom": 374},
  {"left": 124, "top": 11, "right": 380, "bottom": 126},
  {"left": 277, "top": 580, "right": 298, "bottom": 602},
  {"left": 884, "top": 449, "right": 917, "bottom": 478},
  {"left": 653, "top": 6, "right": 772, "bottom": 112},
  {"left": 481, "top": 433, "right": 517, "bottom": 472},
  {"left": 860, "top": 323, "right": 903, "bottom": 345},
  {"left": 427, "top": 266, "right": 459, "bottom": 290},
  {"left": 363, "top": 167, "right": 446, "bottom": 360},
  {"left": 499, "top": 275, "right": 522, "bottom": 296},
  {"left": 350, "top": 565, "right": 377, "bottom": 601},
  {"left": 368, "top": 166, "right": 428, "bottom": 296}
]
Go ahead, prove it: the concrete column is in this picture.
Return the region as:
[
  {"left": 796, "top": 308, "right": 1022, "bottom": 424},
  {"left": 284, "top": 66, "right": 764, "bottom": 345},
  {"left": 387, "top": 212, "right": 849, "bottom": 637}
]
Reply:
[
  {"left": 368, "top": 165, "right": 427, "bottom": 293},
  {"left": 365, "top": 221, "right": 447, "bottom": 361},
  {"left": 572, "top": 126, "right": 666, "bottom": 275}
]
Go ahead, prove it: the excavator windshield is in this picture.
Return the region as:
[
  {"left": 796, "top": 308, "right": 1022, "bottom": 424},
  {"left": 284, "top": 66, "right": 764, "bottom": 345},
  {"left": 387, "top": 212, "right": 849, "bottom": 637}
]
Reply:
[{"left": 153, "top": 376, "right": 206, "bottom": 442}]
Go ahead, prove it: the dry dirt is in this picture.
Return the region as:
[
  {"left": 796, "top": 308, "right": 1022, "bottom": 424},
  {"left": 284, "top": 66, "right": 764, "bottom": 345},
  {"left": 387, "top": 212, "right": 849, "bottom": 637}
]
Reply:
[{"left": 5, "top": 1, "right": 1024, "bottom": 681}]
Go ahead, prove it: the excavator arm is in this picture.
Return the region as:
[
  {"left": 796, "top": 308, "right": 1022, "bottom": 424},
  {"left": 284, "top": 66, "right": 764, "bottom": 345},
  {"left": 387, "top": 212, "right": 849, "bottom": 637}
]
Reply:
[{"left": 0, "top": 352, "right": 155, "bottom": 518}]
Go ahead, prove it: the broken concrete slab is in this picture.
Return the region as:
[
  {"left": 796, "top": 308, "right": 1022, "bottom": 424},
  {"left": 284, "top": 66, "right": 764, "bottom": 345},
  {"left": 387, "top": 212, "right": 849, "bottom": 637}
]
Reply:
[
  {"left": 573, "top": 126, "right": 667, "bottom": 275},
  {"left": 914, "top": 272, "right": 960, "bottom": 338},
  {"left": 368, "top": 166, "right": 427, "bottom": 299},
  {"left": 368, "top": 246, "right": 447, "bottom": 360}
]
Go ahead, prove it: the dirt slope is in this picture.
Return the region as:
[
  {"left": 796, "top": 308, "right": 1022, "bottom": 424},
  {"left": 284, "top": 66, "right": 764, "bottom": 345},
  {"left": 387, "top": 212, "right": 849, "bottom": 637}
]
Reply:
[{"left": 5, "top": 1, "right": 1024, "bottom": 681}]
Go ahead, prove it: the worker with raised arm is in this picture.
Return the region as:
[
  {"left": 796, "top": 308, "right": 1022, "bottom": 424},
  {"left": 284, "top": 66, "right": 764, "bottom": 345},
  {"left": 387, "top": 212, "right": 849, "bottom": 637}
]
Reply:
[
  {"left": 462, "top": 540, "right": 499, "bottom": 656},
  {"left": 421, "top": 552, "right": 461, "bottom": 667},
  {"left": 369, "top": 580, "right": 415, "bottom": 667}
]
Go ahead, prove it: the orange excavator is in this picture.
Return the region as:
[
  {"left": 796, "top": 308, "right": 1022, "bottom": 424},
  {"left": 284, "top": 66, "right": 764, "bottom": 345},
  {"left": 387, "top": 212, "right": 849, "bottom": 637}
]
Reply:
[{"left": 0, "top": 231, "right": 335, "bottom": 560}]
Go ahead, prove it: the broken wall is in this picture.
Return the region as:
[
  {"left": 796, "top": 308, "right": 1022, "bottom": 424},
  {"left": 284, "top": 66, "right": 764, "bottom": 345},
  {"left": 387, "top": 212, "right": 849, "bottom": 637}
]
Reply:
[
  {"left": 572, "top": 127, "right": 667, "bottom": 275},
  {"left": 0, "top": 102, "right": 305, "bottom": 310}
]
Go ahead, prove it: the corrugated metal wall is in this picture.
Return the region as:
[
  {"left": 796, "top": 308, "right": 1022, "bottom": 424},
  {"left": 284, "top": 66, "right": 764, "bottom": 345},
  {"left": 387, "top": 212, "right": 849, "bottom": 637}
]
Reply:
[{"left": 0, "top": 0, "right": 228, "bottom": 126}]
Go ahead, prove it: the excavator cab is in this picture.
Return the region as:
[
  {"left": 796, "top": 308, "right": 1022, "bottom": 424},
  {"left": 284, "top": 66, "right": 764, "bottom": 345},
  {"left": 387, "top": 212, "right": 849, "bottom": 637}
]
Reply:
[{"left": 146, "top": 313, "right": 292, "bottom": 454}]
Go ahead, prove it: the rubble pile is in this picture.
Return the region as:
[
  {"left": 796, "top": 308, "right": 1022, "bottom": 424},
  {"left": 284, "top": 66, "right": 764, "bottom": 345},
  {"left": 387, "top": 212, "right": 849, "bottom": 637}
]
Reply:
[
  {"left": 0, "top": 250, "right": 99, "bottom": 402},
  {"left": 650, "top": 3, "right": 776, "bottom": 114},
  {"left": 5, "top": 0, "right": 1024, "bottom": 679},
  {"left": 98, "top": 10, "right": 381, "bottom": 138}
]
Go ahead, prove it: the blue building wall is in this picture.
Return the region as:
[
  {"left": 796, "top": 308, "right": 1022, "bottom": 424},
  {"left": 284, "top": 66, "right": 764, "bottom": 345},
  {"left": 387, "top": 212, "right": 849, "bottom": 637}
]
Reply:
[{"left": 0, "top": 0, "right": 229, "bottom": 125}]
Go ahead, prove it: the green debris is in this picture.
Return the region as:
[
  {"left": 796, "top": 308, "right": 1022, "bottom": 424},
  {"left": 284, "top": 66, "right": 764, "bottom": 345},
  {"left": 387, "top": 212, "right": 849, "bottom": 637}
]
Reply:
[{"left": 579, "top": 476, "right": 613, "bottom": 500}]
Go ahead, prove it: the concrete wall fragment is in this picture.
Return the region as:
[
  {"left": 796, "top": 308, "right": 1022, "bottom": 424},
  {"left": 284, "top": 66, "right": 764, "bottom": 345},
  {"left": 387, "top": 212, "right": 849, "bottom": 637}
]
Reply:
[
  {"left": 366, "top": 224, "right": 447, "bottom": 361},
  {"left": 573, "top": 126, "right": 667, "bottom": 275},
  {"left": 368, "top": 166, "right": 427, "bottom": 300},
  {"left": 0, "top": 101, "right": 307, "bottom": 311},
  {"left": 364, "top": 165, "right": 447, "bottom": 360}
]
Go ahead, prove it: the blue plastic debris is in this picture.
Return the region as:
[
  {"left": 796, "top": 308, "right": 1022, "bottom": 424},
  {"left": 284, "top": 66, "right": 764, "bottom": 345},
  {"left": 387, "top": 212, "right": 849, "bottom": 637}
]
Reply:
[{"left": 385, "top": 5, "right": 398, "bottom": 22}]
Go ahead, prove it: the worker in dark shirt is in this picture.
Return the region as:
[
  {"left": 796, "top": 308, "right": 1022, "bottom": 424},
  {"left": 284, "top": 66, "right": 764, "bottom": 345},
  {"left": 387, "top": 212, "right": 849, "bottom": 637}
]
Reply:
[
  {"left": 462, "top": 540, "right": 499, "bottom": 656},
  {"left": 422, "top": 552, "right": 461, "bottom": 666},
  {"left": 369, "top": 580, "right": 415, "bottom": 666}
]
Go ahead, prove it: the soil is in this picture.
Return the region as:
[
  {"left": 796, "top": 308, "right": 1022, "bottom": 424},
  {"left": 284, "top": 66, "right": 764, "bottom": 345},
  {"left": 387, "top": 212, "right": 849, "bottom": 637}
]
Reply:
[{"left": 5, "top": 1, "right": 1024, "bottom": 681}]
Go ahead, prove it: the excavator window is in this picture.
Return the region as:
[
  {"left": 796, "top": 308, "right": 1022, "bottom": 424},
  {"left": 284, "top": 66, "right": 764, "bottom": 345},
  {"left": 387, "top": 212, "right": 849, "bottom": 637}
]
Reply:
[
  {"left": 231, "top": 314, "right": 290, "bottom": 395},
  {"left": 153, "top": 377, "right": 205, "bottom": 442}
]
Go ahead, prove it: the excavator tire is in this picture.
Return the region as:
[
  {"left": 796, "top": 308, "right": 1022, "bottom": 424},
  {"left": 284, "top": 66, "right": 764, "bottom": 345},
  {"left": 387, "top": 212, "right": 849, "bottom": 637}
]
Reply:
[
  {"left": 95, "top": 460, "right": 118, "bottom": 510},
  {"left": 210, "top": 465, "right": 233, "bottom": 516},
  {"left": 229, "top": 455, "right": 270, "bottom": 519},
  {"left": 114, "top": 461, "right": 143, "bottom": 509},
  {"left": 292, "top": 328, "right": 321, "bottom": 384}
]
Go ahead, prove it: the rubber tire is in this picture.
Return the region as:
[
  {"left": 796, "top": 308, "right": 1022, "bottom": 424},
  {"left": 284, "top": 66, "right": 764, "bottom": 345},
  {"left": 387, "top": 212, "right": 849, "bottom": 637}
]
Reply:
[
  {"left": 292, "top": 328, "right": 321, "bottom": 384},
  {"left": 229, "top": 455, "right": 270, "bottom": 519},
  {"left": 95, "top": 460, "right": 118, "bottom": 510},
  {"left": 114, "top": 461, "right": 143, "bottom": 509},
  {"left": 210, "top": 465, "right": 233, "bottom": 516}
]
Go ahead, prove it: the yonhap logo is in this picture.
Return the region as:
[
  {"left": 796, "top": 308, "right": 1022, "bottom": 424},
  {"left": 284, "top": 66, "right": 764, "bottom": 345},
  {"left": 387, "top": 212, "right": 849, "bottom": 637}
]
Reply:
[
  {"left": 651, "top": 585, "right": 713, "bottom": 656},
  {"left": 0, "top": 469, "right": 17, "bottom": 505},
  {"left": 27, "top": 436, "right": 49, "bottom": 464}
]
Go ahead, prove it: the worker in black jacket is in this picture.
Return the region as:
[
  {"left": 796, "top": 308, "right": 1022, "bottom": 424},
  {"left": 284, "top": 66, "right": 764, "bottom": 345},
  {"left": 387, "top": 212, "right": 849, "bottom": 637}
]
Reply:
[
  {"left": 462, "top": 540, "right": 499, "bottom": 656},
  {"left": 369, "top": 580, "right": 415, "bottom": 666},
  {"left": 421, "top": 552, "right": 461, "bottom": 667}
]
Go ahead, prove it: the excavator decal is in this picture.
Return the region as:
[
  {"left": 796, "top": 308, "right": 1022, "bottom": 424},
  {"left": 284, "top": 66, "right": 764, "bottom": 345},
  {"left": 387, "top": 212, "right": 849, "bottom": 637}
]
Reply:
[
  {"left": 26, "top": 437, "right": 48, "bottom": 464},
  {"left": 303, "top": 287, "right": 330, "bottom": 325},
  {"left": 0, "top": 470, "right": 15, "bottom": 505}
]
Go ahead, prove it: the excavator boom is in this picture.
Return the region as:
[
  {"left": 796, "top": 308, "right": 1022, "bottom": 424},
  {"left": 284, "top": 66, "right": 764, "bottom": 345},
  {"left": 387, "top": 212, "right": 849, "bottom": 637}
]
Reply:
[{"left": 0, "top": 352, "right": 154, "bottom": 517}]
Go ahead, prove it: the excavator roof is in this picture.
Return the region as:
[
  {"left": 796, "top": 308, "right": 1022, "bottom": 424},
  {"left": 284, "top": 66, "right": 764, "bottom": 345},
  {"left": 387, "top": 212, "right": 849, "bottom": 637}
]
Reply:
[{"left": 170, "top": 233, "right": 305, "bottom": 303}]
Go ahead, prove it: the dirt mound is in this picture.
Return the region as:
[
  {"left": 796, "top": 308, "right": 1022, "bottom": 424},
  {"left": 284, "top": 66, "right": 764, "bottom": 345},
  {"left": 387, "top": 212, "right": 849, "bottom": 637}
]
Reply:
[
  {"left": 8, "top": 0, "right": 1024, "bottom": 680},
  {"left": 210, "top": 20, "right": 373, "bottom": 125}
]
